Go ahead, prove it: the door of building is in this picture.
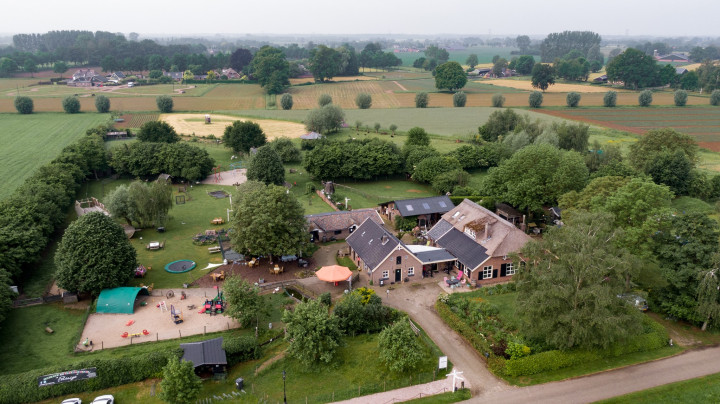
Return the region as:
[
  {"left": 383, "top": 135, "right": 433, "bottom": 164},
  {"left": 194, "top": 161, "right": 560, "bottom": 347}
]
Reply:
[{"left": 395, "top": 268, "right": 401, "bottom": 282}]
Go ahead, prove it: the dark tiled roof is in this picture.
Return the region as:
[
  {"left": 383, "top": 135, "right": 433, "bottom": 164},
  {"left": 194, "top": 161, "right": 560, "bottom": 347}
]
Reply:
[
  {"left": 306, "top": 209, "right": 382, "bottom": 232},
  {"left": 427, "top": 219, "right": 453, "bottom": 241},
  {"left": 436, "top": 228, "right": 489, "bottom": 270},
  {"left": 181, "top": 337, "right": 227, "bottom": 367},
  {"left": 414, "top": 249, "right": 457, "bottom": 264},
  {"left": 346, "top": 218, "right": 401, "bottom": 271},
  {"left": 389, "top": 196, "right": 454, "bottom": 217},
  {"left": 114, "top": 71, "right": 126, "bottom": 78}
]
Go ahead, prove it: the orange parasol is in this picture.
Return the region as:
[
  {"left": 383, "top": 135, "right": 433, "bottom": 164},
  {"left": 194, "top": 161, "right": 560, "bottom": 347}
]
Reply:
[{"left": 315, "top": 265, "right": 353, "bottom": 283}]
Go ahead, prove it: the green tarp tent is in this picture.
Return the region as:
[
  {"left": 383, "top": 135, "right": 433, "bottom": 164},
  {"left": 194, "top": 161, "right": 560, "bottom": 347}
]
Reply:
[{"left": 96, "top": 287, "right": 149, "bottom": 314}]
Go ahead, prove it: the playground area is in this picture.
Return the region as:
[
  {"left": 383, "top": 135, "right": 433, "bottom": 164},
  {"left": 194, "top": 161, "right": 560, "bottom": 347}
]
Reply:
[
  {"left": 80, "top": 288, "right": 240, "bottom": 350},
  {"left": 160, "top": 113, "right": 306, "bottom": 139},
  {"left": 200, "top": 168, "right": 247, "bottom": 186}
]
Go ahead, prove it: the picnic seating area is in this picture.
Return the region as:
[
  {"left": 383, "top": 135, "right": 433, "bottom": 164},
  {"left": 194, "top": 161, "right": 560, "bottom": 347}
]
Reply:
[{"left": 270, "top": 265, "right": 284, "bottom": 275}]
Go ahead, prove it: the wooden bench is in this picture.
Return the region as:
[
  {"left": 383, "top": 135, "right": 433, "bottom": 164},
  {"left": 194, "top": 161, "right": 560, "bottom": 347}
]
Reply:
[{"left": 208, "top": 246, "right": 221, "bottom": 253}]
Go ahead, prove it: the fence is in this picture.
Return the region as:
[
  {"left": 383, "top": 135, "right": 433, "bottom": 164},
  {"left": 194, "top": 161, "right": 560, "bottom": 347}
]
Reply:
[{"left": 13, "top": 292, "right": 74, "bottom": 307}]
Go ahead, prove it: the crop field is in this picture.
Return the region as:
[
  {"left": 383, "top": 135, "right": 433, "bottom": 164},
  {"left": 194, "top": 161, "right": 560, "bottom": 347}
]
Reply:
[
  {"left": 288, "top": 80, "right": 404, "bottom": 109},
  {"left": 537, "top": 107, "right": 720, "bottom": 151},
  {"left": 0, "top": 112, "right": 110, "bottom": 200},
  {"left": 160, "top": 113, "right": 306, "bottom": 138},
  {"left": 114, "top": 113, "right": 159, "bottom": 128}
]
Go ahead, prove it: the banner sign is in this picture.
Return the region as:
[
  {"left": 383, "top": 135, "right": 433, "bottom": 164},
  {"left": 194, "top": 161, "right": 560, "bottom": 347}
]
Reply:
[
  {"left": 38, "top": 368, "right": 97, "bottom": 387},
  {"left": 438, "top": 356, "right": 448, "bottom": 369}
]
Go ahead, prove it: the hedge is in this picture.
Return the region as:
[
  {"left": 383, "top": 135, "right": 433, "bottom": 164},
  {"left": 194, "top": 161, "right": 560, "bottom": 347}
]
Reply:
[
  {"left": 0, "top": 348, "right": 181, "bottom": 404},
  {"left": 503, "top": 317, "right": 668, "bottom": 377},
  {"left": 435, "top": 300, "right": 490, "bottom": 360},
  {"left": 449, "top": 196, "right": 483, "bottom": 206},
  {"left": 182, "top": 79, "right": 257, "bottom": 85},
  {"left": 222, "top": 335, "right": 261, "bottom": 366}
]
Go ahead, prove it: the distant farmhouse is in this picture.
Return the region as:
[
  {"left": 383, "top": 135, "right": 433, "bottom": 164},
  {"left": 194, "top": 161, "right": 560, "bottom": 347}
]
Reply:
[{"left": 68, "top": 69, "right": 108, "bottom": 87}]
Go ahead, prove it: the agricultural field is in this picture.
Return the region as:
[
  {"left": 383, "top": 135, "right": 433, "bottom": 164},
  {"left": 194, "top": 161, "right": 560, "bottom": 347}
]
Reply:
[
  {"left": 0, "top": 112, "right": 110, "bottom": 200},
  {"left": 228, "top": 107, "right": 569, "bottom": 138},
  {"left": 537, "top": 107, "right": 720, "bottom": 151},
  {"left": 160, "top": 113, "right": 306, "bottom": 139},
  {"left": 389, "top": 46, "right": 518, "bottom": 67},
  {"left": 113, "top": 113, "right": 159, "bottom": 128}
]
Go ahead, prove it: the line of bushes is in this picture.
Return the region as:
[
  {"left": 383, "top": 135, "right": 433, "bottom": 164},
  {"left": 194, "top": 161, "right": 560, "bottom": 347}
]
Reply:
[
  {"left": 0, "top": 348, "right": 181, "bottom": 404},
  {"left": 434, "top": 299, "right": 491, "bottom": 361},
  {"left": 498, "top": 317, "right": 668, "bottom": 377},
  {"left": 182, "top": 79, "right": 257, "bottom": 85},
  {"left": 0, "top": 129, "right": 108, "bottom": 324}
]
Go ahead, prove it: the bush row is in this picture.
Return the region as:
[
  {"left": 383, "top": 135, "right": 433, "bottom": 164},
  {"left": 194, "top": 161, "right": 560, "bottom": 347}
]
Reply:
[
  {"left": 0, "top": 348, "right": 181, "bottom": 404},
  {"left": 435, "top": 300, "right": 490, "bottom": 360},
  {"left": 502, "top": 317, "right": 668, "bottom": 377},
  {"left": 0, "top": 131, "right": 108, "bottom": 323},
  {"left": 108, "top": 141, "right": 214, "bottom": 182}
]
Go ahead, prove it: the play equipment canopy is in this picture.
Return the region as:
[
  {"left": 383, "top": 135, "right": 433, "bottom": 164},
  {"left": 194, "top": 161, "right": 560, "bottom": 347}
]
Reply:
[{"left": 96, "top": 287, "right": 149, "bottom": 314}]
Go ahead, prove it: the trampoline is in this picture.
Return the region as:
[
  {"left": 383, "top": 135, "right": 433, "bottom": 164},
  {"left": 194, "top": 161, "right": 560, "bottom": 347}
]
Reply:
[{"left": 165, "top": 260, "right": 197, "bottom": 273}]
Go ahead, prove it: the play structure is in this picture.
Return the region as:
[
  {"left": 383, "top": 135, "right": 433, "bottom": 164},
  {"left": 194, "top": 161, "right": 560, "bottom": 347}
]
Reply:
[
  {"left": 199, "top": 286, "right": 225, "bottom": 315},
  {"left": 96, "top": 287, "right": 150, "bottom": 314},
  {"left": 165, "top": 259, "right": 197, "bottom": 273},
  {"left": 121, "top": 329, "right": 150, "bottom": 338},
  {"left": 74, "top": 197, "right": 110, "bottom": 217},
  {"left": 170, "top": 305, "right": 184, "bottom": 324},
  {"left": 212, "top": 166, "right": 223, "bottom": 183}
]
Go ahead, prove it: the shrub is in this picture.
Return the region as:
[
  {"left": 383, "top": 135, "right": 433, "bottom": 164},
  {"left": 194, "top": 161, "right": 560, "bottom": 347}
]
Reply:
[
  {"left": 603, "top": 90, "right": 617, "bottom": 107},
  {"left": 528, "top": 91, "right": 543, "bottom": 108},
  {"left": 435, "top": 300, "right": 491, "bottom": 358},
  {"left": 674, "top": 90, "right": 688, "bottom": 106},
  {"left": 318, "top": 93, "right": 332, "bottom": 107},
  {"left": 355, "top": 93, "right": 372, "bottom": 109},
  {"left": 62, "top": 96, "right": 80, "bottom": 114},
  {"left": 94, "top": 95, "right": 110, "bottom": 113},
  {"left": 711, "top": 89, "right": 720, "bottom": 106},
  {"left": 223, "top": 335, "right": 261, "bottom": 365},
  {"left": 491, "top": 93, "right": 505, "bottom": 108},
  {"left": 14, "top": 96, "right": 33, "bottom": 114},
  {"left": 415, "top": 92, "right": 429, "bottom": 108},
  {"left": 304, "top": 104, "right": 345, "bottom": 134},
  {"left": 566, "top": 92, "right": 581, "bottom": 107},
  {"left": 319, "top": 292, "right": 331, "bottom": 306},
  {"left": 156, "top": 95, "right": 173, "bottom": 113},
  {"left": 638, "top": 90, "right": 653, "bottom": 107},
  {"left": 280, "top": 93, "right": 293, "bottom": 110},
  {"left": 453, "top": 91, "right": 467, "bottom": 107}
]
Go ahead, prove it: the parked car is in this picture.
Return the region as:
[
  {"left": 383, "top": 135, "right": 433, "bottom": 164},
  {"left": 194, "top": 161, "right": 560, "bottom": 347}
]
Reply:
[
  {"left": 90, "top": 395, "right": 114, "bottom": 404},
  {"left": 61, "top": 399, "right": 82, "bottom": 404}
]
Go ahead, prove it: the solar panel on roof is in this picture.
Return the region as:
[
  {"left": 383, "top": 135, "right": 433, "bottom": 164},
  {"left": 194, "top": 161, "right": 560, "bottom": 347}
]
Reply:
[{"left": 406, "top": 205, "right": 414, "bottom": 211}]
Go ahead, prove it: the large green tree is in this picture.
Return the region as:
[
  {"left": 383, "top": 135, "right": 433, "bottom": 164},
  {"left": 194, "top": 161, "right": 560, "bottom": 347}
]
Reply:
[
  {"left": 482, "top": 144, "right": 588, "bottom": 213},
  {"left": 309, "top": 45, "right": 341, "bottom": 82},
  {"left": 516, "top": 211, "right": 643, "bottom": 350},
  {"left": 230, "top": 182, "right": 308, "bottom": 260},
  {"left": 224, "top": 276, "right": 266, "bottom": 328},
  {"left": 251, "top": 46, "right": 290, "bottom": 94},
  {"left": 158, "top": 357, "right": 202, "bottom": 404},
  {"left": 405, "top": 127, "right": 430, "bottom": 147},
  {"left": 304, "top": 105, "right": 345, "bottom": 134},
  {"left": 223, "top": 120, "right": 267, "bottom": 154},
  {"left": 628, "top": 128, "right": 698, "bottom": 173},
  {"left": 246, "top": 145, "right": 285, "bottom": 186},
  {"left": 282, "top": 298, "right": 343, "bottom": 366},
  {"left": 55, "top": 212, "right": 137, "bottom": 295},
  {"left": 531, "top": 63, "right": 556, "bottom": 91},
  {"left": 137, "top": 121, "right": 180, "bottom": 143},
  {"left": 229, "top": 48, "right": 253, "bottom": 73},
  {"left": 606, "top": 48, "right": 659, "bottom": 89},
  {"left": 378, "top": 320, "right": 425, "bottom": 372},
  {"left": 434, "top": 61, "right": 467, "bottom": 91},
  {"left": 515, "top": 55, "right": 536, "bottom": 75}
]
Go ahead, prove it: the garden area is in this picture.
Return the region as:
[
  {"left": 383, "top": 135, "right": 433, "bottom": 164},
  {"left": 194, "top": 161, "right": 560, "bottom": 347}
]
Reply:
[{"left": 435, "top": 285, "right": 682, "bottom": 386}]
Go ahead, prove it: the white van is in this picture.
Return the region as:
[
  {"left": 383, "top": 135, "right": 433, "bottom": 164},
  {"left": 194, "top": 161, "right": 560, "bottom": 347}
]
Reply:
[{"left": 127, "top": 82, "right": 135, "bottom": 87}]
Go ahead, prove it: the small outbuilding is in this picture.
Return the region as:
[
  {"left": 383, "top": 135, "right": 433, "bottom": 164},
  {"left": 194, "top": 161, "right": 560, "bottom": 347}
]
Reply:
[
  {"left": 95, "top": 287, "right": 150, "bottom": 314},
  {"left": 181, "top": 337, "right": 228, "bottom": 377},
  {"left": 300, "top": 132, "right": 322, "bottom": 140}
]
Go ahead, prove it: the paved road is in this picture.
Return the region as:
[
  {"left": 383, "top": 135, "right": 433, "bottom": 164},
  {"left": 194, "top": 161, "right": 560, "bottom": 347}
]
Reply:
[{"left": 382, "top": 282, "right": 510, "bottom": 395}]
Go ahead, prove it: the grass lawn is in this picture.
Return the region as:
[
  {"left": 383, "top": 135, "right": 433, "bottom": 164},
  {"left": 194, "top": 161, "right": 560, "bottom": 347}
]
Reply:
[
  {"left": 0, "top": 304, "right": 87, "bottom": 375},
  {"left": 598, "top": 372, "right": 720, "bottom": 403},
  {"left": 0, "top": 112, "right": 111, "bottom": 200}
]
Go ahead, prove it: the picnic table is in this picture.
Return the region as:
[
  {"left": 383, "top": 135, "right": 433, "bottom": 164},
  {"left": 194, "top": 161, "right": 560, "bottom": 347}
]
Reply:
[
  {"left": 447, "top": 278, "right": 460, "bottom": 286},
  {"left": 148, "top": 241, "right": 160, "bottom": 250}
]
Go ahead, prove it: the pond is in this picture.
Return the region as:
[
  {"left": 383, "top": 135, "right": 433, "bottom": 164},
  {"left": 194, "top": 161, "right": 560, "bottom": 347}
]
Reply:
[{"left": 285, "top": 287, "right": 309, "bottom": 302}]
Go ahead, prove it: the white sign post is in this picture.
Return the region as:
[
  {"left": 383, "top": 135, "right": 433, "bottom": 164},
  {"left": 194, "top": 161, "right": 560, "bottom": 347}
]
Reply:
[
  {"left": 446, "top": 369, "right": 464, "bottom": 392},
  {"left": 438, "top": 356, "right": 448, "bottom": 370}
]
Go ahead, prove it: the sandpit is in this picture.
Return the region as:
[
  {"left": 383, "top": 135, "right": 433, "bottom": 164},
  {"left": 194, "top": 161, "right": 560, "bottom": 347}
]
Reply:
[
  {"left": 80, "top": 288, "right": 241, "bottom": 350},
  {"left": 160, "top": 113, "right": 306, "bottom": 139},
  {"left": 200, "top": 169, "right": 247, "bottom": 186}
]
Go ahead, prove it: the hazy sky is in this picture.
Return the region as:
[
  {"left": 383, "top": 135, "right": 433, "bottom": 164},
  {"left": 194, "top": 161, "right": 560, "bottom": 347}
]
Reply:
[{"left": 4, "top": 0, "right": 720, "bottom": 37}]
